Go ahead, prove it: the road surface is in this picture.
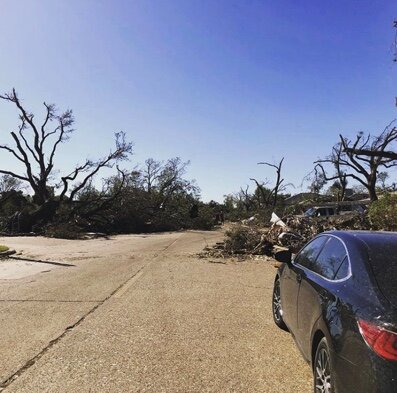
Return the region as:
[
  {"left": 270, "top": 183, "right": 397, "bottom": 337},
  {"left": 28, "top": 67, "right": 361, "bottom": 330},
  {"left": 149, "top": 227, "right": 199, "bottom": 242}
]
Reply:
[{"left": 0, "top": 231, "right": 312, "bottom": 392}]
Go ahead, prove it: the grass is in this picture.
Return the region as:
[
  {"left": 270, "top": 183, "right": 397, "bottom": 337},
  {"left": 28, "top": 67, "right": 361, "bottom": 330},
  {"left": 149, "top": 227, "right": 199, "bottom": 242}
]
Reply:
[{"left": 0, "top": 245, "right": 9, "bottom": 252}]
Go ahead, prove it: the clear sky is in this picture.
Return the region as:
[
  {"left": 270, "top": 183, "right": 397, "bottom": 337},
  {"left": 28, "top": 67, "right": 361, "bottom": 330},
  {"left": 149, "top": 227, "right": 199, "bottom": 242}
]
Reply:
[{"left": 0, "top": 0, "right": 396, "bottom": 201}]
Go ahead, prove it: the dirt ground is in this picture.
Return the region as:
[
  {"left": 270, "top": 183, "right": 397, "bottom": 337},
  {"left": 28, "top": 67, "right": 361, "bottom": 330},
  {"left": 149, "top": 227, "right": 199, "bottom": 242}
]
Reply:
[{"left": 0, "top": 230, "right": 312, "bottom": 392}]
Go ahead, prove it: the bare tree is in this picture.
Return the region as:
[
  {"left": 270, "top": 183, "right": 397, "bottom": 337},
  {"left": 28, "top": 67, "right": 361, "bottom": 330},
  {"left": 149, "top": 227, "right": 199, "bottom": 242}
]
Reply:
[
  {"left": 237, "top": 185, "right": 253, "bottom": 212},
  {"left": 314, "top": 143, "right": 348, "bottom": 201},
  {"left": 302, "top": 168, "right": 327, "bottom": 194},
  {"left": 58, "top": 131, "right": 131, "bottom": 202},
  {"left": 0, "top": 89, "right": 132, "bottom": 225},
  {"left": 141, "top": 158, "right": 162, "bottom": 194},
  {"left": 249, "top": 178, "right": 271, "bottom": 207},
  {"left": 315, "top": 125, "right": 397, "bottom": 202},
  {"left": 0, "top": 89, "right": 74, "bottom": 204},
  {"left": 251, "top": 158, "right": 286, "bottom": 208},
  {"left": 342, "top": 123, "right": 397, "bottom": 160}
]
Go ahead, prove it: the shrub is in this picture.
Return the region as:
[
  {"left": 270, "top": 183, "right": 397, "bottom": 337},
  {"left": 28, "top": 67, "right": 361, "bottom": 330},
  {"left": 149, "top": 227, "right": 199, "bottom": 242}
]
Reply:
[
  {"left": 190, "top": 204, "right": 216, "bottom": 230},
  {"left": 368, "top": 193, "right": 397, "bottom": 230}
]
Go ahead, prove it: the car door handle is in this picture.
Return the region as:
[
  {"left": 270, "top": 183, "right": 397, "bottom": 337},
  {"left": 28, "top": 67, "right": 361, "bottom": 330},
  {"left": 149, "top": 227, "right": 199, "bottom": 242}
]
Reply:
[{"left": 296, "top": 273, "right": 302, "bottom": 283}]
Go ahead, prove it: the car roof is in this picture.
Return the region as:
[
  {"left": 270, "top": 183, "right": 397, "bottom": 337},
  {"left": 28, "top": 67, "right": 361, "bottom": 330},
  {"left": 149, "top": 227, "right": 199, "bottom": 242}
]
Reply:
[
  {"left": 316, "top": 230, "right": 397, "bottom": 259},
  {"left": 314, "top": 231, "right": 397, "bottom": 311},
  {"left": 320, "top": 230, "right": 397, "bottom": 244}
]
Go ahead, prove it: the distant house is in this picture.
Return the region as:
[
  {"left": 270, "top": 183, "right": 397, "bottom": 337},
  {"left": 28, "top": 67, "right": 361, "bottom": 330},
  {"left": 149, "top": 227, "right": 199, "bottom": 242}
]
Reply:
[
  {"left": 284, "top": 193, "right": 320, "bottom": 205},
  {"left": 285, "top": 190, "right": 370, "bottom": 206}
]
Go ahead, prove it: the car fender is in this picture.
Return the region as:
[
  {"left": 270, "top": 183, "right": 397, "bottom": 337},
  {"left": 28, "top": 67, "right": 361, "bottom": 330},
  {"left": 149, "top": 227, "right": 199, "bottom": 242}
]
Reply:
[{"left": 310, "top": 314, "right": 334, "bottom": 367}]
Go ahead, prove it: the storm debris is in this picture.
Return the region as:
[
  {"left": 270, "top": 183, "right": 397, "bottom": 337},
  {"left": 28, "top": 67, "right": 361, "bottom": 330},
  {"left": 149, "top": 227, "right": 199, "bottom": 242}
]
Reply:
[{"left": 199, "top": 211, "right": 371, "bottom": 259}]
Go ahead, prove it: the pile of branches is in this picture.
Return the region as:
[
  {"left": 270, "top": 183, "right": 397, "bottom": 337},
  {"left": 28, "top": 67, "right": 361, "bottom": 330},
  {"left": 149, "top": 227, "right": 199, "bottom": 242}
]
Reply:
[
  {"left": 198, "top": 225, "right": 273, "bottom": 259},
  {"left": 268, "top": 213, "right": 371, "bottom": 252},
  {"left": 199, "top": 212, "right": 371, "bottom": 259}
]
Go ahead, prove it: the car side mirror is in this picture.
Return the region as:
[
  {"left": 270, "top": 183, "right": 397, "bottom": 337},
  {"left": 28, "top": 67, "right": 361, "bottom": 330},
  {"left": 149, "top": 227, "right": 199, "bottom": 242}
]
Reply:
[{"left": 274, "top": 248, "right": 292, "bottom": 264}]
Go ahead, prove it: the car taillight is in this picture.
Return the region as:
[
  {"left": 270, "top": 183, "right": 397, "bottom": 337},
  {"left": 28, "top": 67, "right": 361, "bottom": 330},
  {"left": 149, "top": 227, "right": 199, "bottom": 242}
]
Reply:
[{"left": 358, "top": 319, "right": 397, "bottom": 362}]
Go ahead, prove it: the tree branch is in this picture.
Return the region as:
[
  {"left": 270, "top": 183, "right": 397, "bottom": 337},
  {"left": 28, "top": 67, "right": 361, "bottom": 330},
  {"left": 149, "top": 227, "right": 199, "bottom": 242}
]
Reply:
[{"left": 0, "top": 169, "right": 29, "bottom": 181}]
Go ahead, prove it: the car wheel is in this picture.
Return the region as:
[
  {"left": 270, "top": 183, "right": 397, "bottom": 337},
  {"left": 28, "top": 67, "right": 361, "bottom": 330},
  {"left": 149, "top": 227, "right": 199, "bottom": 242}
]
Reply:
[
  {"left": 314, "top": 337, "right": 335, "bottom": 393},
  {"left": 272, "top": 277, "right": 288, "bottom": 331}
]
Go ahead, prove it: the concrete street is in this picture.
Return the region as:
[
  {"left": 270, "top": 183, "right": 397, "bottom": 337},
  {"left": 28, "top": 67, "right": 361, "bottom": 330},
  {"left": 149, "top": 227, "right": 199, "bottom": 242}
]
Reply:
[{"left": 0, "top": 231, "right": 311, "bottom": 392}]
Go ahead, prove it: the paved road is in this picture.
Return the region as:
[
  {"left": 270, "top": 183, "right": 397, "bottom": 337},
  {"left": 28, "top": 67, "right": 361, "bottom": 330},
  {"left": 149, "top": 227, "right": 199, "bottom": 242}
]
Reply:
[{"left": 0, "top": 231, "right": 312, "bottom": 392}]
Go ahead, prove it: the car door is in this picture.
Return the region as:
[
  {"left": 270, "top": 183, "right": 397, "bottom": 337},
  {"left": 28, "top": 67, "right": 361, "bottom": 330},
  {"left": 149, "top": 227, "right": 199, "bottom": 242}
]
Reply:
[
  {"left": 296, "top": 236, "right": 348, "bottom": 357},
  {"left": 280, "top": 236, "right": 328, "bottom": 333}
]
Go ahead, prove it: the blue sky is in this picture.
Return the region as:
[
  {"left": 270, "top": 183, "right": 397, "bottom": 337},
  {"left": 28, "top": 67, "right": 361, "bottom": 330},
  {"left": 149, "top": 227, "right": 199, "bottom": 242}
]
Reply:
[{"left": 0, "top": 0, "right": 396, "bottom": 201}]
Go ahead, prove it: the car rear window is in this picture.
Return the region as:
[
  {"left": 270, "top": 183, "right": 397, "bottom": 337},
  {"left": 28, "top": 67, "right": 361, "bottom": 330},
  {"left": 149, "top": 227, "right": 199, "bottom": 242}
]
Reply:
[{"left": 361, "top": 235, "right": 397, "bottom": 307}]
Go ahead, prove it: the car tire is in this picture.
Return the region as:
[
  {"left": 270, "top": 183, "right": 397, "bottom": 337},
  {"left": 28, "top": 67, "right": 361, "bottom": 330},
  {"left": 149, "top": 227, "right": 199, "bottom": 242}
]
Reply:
[
  {"left": 272, "top": 277, "right": 288, "bottom": 331},
  {"left": 313, "top": 337, "right": 335, "bottom": 393}
]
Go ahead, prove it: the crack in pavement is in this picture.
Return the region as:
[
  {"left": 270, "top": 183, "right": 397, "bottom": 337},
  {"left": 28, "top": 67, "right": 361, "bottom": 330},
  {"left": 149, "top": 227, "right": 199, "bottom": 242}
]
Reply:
[
  {"left": 0, "top": 265, "right": 145, "bottom": 391},
  {"left": 0, "top": 234, "right": 183, "bottom": 391},
  {"left": 161, "top": 233, "right": 184, "bottom": 252}
]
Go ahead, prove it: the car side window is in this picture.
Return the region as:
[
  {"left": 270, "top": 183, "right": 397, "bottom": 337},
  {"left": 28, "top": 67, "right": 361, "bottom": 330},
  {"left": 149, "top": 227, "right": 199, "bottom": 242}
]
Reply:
[
  {"left": 294, "top": 236, "right": 328, "bottom": 269},
  {"left": 313, "top": 237, "right": 347, "bottom": 280}
]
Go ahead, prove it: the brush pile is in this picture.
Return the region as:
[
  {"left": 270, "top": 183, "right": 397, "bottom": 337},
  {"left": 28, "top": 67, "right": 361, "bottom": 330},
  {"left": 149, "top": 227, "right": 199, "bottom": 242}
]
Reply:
[
  {"left": 267, "top": 212, "right": 370, "bottom": 252},
  {"left": 199, "top": 212, "right": 371, "bottom": 259}
]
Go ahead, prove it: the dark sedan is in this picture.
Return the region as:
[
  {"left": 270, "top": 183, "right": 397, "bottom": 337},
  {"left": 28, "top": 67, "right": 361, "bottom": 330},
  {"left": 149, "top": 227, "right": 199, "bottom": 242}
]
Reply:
[{"left": 272, "top": 231, "right": 397, "bottom": 393}]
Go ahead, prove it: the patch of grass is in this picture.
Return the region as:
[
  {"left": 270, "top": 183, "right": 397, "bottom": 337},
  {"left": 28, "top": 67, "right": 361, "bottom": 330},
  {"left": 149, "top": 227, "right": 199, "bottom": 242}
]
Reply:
[{"left": 0, "top": 245, "right": 9, "bottom": 252}]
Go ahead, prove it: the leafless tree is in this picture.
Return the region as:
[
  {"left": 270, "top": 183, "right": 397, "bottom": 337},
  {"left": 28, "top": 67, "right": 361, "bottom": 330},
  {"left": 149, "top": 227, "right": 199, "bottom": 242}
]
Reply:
[
  {"left": 342, "top": 123, "right": 397, "bottom": 160},
  {"left": 0, "top": 89, "right": 132, "bottom": 224},
  {"left": 58, "top": 131, "right": 131, "bottom": 202},
  {"left": 314, "top": 143, "right": 348, "bottom": 201},
  {"left": 141, "top": 158, "right": 162, "bottom": 194},
  {"left": 236, "top": 185, "right": 253, "bottom": 212},
  {"left": 249, "top": 178, "right": 270, "bottom": 207},
  {"left": 315, "top": 124, "right": 397, "bottom": 202},
  {"left": 251, "top": 158, "right": 286, "bottom": 208},
  {"left": 302, "top": 168, "right": 327, "bottom": 194}
]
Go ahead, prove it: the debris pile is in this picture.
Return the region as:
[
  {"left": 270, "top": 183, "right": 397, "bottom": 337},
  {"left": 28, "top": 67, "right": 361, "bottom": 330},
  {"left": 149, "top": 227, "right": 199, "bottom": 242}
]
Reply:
[
  {"left": 199, "top": 211, "right": 371, "bottom": 259},
  {"left": 198, "top": 225, "right": 273, "bottom": 259},
  {"left": 268, "top": 212, "right": 371, "bottom": 252},
  {"left": 223, "top": 225, "right": 273, "bottom": 255}
]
